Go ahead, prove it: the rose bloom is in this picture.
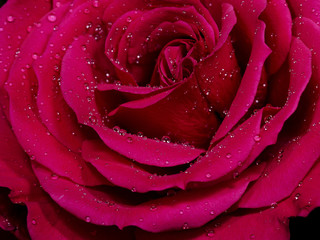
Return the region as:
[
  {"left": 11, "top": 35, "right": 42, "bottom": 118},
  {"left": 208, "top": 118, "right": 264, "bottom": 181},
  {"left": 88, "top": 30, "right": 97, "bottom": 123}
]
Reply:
[{"left": 0, "top": 0, "right": 320, "bottom": 239}]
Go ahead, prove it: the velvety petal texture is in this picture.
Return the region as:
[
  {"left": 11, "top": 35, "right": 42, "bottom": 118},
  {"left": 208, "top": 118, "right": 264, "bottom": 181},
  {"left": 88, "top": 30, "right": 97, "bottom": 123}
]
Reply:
[{"left": 1, "top": 0, "right": 320, "bottom": 239}]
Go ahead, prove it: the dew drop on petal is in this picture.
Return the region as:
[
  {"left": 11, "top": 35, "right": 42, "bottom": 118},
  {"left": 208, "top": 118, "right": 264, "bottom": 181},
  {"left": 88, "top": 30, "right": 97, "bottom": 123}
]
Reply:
[
  {"left": 89, "top": 115, "right": 97, "bottom": 124},
  {"left": 150, "top": 205, "right": 157, "bottom": 211},
  {"left": 126, "top": 136, "right": 133, "bottom": 143},
  {"left": 161, "top": 135, "right": 171, "bottom": 143},
  {"left": 226, "top": 153, "right": 232, "bottom": 159},
  {"left": 205, "top": 173, "right": 212, "bottom": 178},
  {"left": 254, "top": 135, "right": 261, "bottom": 142},
  {"left": 113, "top": 126, "right": 120, "bottom": 133},
  {"left": 92, "top": 0, "right": 99, "bottom": 8},
  {"left": 47, "top": 14, "right": 57, "bottom": 22},
  {"left": 85, "top": 216, "right": 91, "bottom": 223},
  {"left": 32, "top": 53, "right": 38, "bottom": 60},
  {"left": 51, "top": 174, "right": 59, "bottom": 180},
  {"left": 182, "top": 223, "right": 189, "bottom": 230},
  {"left": 270, "top": 202, "right": 278, "bottom": 209},
  {"left": 207, "top": 230, "right": 215, "bottom": 238},
  {"left": 126, "top": 16, "right": 132, "bottom": 23},
  {"left": 7, "top": 16, "right": 15, "bottom": 23},
  {"left": 31, "top": 219, "right": 37, "bottom": 225}
]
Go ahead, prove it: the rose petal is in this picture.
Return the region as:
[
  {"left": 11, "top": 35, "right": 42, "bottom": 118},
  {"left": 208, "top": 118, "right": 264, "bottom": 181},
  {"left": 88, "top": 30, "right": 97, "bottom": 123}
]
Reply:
[
  {"left": 196, "top": 37, "right": 241, "bottom": 114},
  {"left": 287, "top": 0, "right": 320, "bottom": 26},
  {"left": 61, "top": 34, "right": 205, "bottom": 167},
  {"left": 0, "top": 188, "right": 29, "bottom": 239},
  {"left": 260, "top": 0, "right": 292, "bottom": 74},
  {"left": 108, "top": 76, "right": 219, "bottom": 148},
  {"left": 0, "top": 0, "right": 51, "bottom": 86},
  {"left": 26, "top": 192, "right": 134, "bottom": 240},
  {"left": 32, "top": 161, "right": 263, "bottom": 232},
  {"left": 33, "top": 3, "right": 103, "bottom": 152},
  {"left": 211, "top": 21, "right": 271, "bottom": 143},
  {"left": 0, "top": 108, "right": 38, "bottom": 203},
  {"left": 239, "top": 37, "right": 314, "bottom": 208}
]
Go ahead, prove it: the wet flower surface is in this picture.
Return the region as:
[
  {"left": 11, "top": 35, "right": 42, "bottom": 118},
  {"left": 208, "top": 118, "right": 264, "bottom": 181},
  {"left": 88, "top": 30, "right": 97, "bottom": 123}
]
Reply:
[{"left": 0, "top": 0, "right": 320, "bottom": 239}]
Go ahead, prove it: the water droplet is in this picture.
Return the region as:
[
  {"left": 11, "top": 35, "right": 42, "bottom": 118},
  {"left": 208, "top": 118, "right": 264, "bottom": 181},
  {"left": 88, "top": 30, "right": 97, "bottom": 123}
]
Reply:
[
  {"left": 126, "top": 137, "right": 133, "bottom": 143},
  {"left": 161, "top": 135, "right": 171, "bottom": 143},
  {"left": 113, "top": 126, "right": 120, "bottom": 133},
  {"left": 250, "top": 234, "right": 256, "bottom": 239},
  {"left": 254, "top": 135, "right": 261, "bottom": 142},
  {"left": 210, "top": 210, "right": 215, "bottom": 215},
  {"left": 182, "top": 223, "right": 189, "bottom": 230},
  {"left": 294, "top": 193, "right": 300, "bottom": 200},
  {"left": 126, "top": 16, "right": 132, "bottom": 23},
  {"left": 92, "top": 0, "right": 99, "bottom": 8},
  {"left": 205, "top": 173, "right": 212, "bottom": 178},
  {"left": 7, "top": 16, "right": 15, "bottom": 23},
  {"left": 47, "top": 14, "right": 57, "bottom": 22},
  {"left": 131, "top": 187, "right": 136, "bottom": 192},
  {"left": 167, "top": 189, "right": 176, "bottom": 197},
  {"left": 31, "top": 219, "right": 37, "bottom": 225},
  {"left": 85, "top": 216, "right": 91, "bottom": 223},
  {"left": 226, "top": 153, "right": 232, "bottom": 159},
  {"left": 89, "top": 115, "right": 97, "bottom": 124},
  {"left": 32, "top": 53, "right": 38, "bottom": 60},
  {"left": 51, "top": 174, "right": 59, "bottom": 180},
  {"left": 150, "top": 205, "right": 157, "bottom": 211},
  {"left": 207, "top": 230, "right": 215, "bottom": 237},
  {"left": 270, "top": 202, "right": 278, "bottom": 209}
]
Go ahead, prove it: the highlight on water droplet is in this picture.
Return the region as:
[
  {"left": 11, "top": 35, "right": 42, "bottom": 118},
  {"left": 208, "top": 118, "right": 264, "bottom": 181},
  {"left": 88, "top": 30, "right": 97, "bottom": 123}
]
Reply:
[
  {"left": 85, "top": 216, "right": 91, "bottom": 223},
  {"left": 92, "top": 0, "right": 99, "bottom": 8},
  {"left": 150, "top": 204, "right": 157, "bottom": 211},
  {"left": 254, "top": 135, "right": 261, "bottom": 142},
  {"left": 7, "top": 15, "right": 15, "bottom": 23},
  {"left": 250, "top": 234, "right": 256, "bottom": 239},
  {"left": 207, "top": 230, "right": 215, "bottom": 238},
  {"left": 182, "top": 223, "right": 189, "bottom": 230},
  {"left": 47, "top": 14, "right": 57, "bottom": 22},
  {"left": 51, "top": 174, "right": 59, "bottom": 180}
]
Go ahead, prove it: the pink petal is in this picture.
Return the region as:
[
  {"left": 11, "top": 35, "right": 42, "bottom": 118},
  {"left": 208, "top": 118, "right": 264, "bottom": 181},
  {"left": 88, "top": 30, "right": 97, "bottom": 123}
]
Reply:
[
  {"left": 26, "top": 192, "right": 134, "bottom": 240},
  {"left": 0, "top": 0, "right": 51, "bottom": 86},
  {"left": 61, "top": 35, "right": 205, "bottom": 167},
  {"left": 32, "top": 161, "right": 263, "bottom": 232},
  {"left": 211, "top": 21, "right": 271, "bottom": 143},
  {"left": 239, "top": 37, "right": 314, "bottom": 208},
  {"left": 287, "top": 0, "right": 320, "bottom": 26},
  {"left": 260, "top": 0, "right": 292, "bottom": 74}
]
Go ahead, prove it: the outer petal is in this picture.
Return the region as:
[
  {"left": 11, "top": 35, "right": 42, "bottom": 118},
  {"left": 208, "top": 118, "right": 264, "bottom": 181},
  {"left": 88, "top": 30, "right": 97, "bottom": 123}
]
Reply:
[
  {"left": 26, "top": 193, "right": 134, "bottom": 240},
  {"left": 0, "top": 0, "right": 51, "bottom": 86},
  {"left": 239, "top": 37, "right": 314, "bottom": 208},
  {"left": 260, "top": 0, "right": 292, "bottom": 74},
  {"left": 32, "top": 160, "right": 264, "bottom": 233},
  {"left": 211, "top": 21, "right": 271, "bottom": 142},
  {"left": 287, "top": 0, "right": 320, "bottom": 26}
]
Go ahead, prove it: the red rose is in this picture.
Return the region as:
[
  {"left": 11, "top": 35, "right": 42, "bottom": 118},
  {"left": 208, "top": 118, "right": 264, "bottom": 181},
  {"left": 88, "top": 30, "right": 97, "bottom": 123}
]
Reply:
[{"left": 1, "top": 0, "right": 320, "bottom": 239}]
